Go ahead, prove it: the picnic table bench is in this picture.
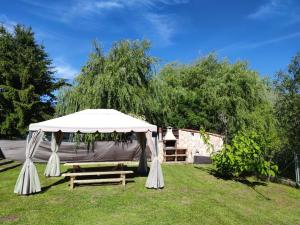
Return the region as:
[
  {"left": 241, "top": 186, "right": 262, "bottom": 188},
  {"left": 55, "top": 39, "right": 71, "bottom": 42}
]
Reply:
[{"left": 62, "top": 162, "right": 134, "bottom": 189}]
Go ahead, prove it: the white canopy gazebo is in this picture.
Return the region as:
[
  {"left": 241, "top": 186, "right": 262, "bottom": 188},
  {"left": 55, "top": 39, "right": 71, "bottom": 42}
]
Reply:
[{"left": 14, "top": 109, "right": 164, "bottom": 195}]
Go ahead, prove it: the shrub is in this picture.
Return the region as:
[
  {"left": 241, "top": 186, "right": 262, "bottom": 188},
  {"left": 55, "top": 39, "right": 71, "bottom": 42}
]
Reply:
[{"left": 211, "top": 130, "right": 278, "bottom": 178}]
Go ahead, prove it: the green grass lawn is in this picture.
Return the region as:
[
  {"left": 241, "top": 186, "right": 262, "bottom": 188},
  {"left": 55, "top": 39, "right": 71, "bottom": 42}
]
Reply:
[{"left": 1, "top": 163, "right": 300, "bottom": 225}]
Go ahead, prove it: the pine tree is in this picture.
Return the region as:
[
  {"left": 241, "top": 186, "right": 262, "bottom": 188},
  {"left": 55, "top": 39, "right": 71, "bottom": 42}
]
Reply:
[{"left": 0, "top": 25, "right": 66, "bottom": 138}]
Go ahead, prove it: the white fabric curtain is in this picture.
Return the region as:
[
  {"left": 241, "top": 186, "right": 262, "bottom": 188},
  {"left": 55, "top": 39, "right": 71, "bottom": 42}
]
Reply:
[
  {"left": 137, "top": 133, "right": 148, "bottom": 175},
  {"left": 146, "top": 131, "right": 164, "bottom": 189},
  {"left": 44, "top": 131, "right": 63, "bottom": 176},
  {"left": 14, "top": 130, "right": 44, "bottom": 195}
]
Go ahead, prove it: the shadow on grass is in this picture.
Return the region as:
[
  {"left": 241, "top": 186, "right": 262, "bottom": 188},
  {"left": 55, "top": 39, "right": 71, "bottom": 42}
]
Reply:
[
  {"left": 238, "top": 179, "right": 270, "bottom": 200},
  {"left": 41, "top": 177, "right": 69, "bottom": 193},
  {"left": 194, "top": 165, "right": 271, "bottom": 200}
]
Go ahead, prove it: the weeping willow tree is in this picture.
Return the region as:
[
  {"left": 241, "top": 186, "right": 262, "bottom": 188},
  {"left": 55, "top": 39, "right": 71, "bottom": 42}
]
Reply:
[
  {"left": 56, "top": 40, "right": 156, "bottom": 116},
  {"left": 56, "top": 40, "right": 157, "bottom": 143}
]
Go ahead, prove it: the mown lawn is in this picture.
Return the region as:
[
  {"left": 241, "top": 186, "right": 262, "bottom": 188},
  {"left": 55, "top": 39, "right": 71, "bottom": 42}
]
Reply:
[{"left": 0, "top": 163, "right": 300, "bottom": 225}]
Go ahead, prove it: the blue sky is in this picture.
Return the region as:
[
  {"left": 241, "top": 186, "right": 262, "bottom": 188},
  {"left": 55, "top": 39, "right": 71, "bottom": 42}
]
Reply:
[{"left": 1, "top": 0, "right": 300, "bottom": 80}]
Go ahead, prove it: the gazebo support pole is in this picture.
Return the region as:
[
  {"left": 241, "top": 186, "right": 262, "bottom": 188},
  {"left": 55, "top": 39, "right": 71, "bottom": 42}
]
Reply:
[{"left": 137, "top": 132, "right": 148, "bottom": 175}]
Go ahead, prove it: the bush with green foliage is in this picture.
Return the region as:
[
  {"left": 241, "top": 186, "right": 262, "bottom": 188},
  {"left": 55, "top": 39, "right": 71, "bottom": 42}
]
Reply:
[{"left": 211, "top": 130, "right": 278, "bottom": 178}]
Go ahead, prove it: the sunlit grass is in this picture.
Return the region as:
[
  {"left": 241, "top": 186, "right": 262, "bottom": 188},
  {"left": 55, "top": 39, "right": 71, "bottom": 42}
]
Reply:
[{"left": 0, "top": 164, "right": 300, "bottom": 225}]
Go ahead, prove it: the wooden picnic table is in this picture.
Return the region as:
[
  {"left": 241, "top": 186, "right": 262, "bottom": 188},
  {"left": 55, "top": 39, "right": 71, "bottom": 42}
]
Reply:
[{"left": 62, "top": 161, "right": 136, "bottom": 189}]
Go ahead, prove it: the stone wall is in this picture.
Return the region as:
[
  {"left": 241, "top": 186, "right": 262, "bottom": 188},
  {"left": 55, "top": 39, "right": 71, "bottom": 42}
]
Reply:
[{"left": 158, "top": 129, "right": 223, "bottom": 163}]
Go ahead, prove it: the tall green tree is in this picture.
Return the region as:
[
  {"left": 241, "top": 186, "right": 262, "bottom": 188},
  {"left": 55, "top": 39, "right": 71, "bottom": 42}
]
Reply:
[
  {"left": 56, "top": 40, "right": 156, "bottom": 117},
  {"left": 155, "top": 55, "right": 278, "bottom": 143},
  {"left": 0, "top": 25, "right": 65, "bottom": 138},
  {"left": 274, "top": 52, "right": 300, "bottom": 176}
]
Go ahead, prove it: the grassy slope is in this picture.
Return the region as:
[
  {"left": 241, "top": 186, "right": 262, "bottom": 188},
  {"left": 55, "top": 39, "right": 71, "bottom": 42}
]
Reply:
[{"left": 0, "top": 164, "right": 300, "bottom": 225}]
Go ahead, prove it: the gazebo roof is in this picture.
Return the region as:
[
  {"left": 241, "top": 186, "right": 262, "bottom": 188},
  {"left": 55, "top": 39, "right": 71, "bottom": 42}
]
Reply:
[{"left": 29, "top": 109, "right": 157, "bottom": 133}]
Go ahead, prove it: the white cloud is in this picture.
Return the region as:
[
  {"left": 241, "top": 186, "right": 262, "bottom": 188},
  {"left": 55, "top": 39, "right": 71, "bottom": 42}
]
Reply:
[
  {"left": 247, "top": 0, "right": 300, "bottom": 23},
  {"left": 22, "top": 0, "right": 189, "bottom": 21},
  {"left": 54, "top": 58, "right": 78, "bottom": 80},
  {"left": 0, "top": 14, "right": 16, "bottom": 33},
  {"left": 145, "top": 13, "right": 175, "bottom": 46},
  {"left": 68, "top": 0, "right": 124, "bottom": 17},
  {"left": 218, "top": 32, "right": 300, "bottom": 53},
  {"left": 95, "top": 1, "right": 123, "bottom": 9},
  {"left": 248, "top": 0, "right": 282, "bottom": 19},
  {"left": 21, "top": 0, "right": 189, "bottom": 46},
  {"left": 247, "top": 32, "right": 300, "bottom": 48},
  {"left": 66, "top": 0, "right": 187, "bottom": 19},
  {"left": 121, "top": 0, "right": 189, "bottom": 8}
]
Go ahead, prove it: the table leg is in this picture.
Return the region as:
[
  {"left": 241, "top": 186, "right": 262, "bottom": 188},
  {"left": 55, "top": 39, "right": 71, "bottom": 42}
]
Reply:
[
  {"left": 70, "top": 176, "right": 75, "bottom": 189},
  {"left": 121, "top": 174, "right": 126, "bottom": 186}
]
